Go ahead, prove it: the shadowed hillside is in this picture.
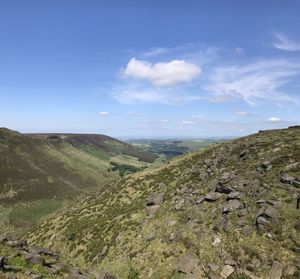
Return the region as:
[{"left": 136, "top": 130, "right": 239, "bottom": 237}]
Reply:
[
  {"left": 0, "top": 128, "right": 157, "bottom": 229},
  {"left": 27, "top": 126, "right": 300, "bottom": 278}
]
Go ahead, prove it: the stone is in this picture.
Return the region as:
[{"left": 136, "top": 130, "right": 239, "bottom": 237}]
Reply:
[
  {"left": 240, "top": 149, "right": 249, "bottom": 158},
  {"left": 95, "top": 272, "right": 117, "bottom": 279},
  {"left": 222, "top": 200, "right": 243, "bottom": 213},
  {"left": 212, "top": 235, "right": 221, "bottom": 247},
  {"left": 264, "top": 206, "right": 278, "bottom": 221},
  {"left": 213, "top": 218, "right": 225, "bottom": 232},
  {"left": 220, "top": 265, "right": 234, "bottom": 278},
  {"left": 269, "top": 260, "right": 282, "bottom": 279},
  {"left": 219, "top": 172, "right": 231, "bottom": 184},
  {"left": 145, "top": 205, "right": 161, "bottom": 217},
  {"left": 146, "top": 231, "right": 156, "bottom": 241},
  {"left": 208, "top": 263, "right": 220, "bottom": 272},
  {"left": 293, "top": 179, "right": 300, "bottom": 188},
  {"left": 284, "top": 162, "right": 299, "bottom": 171},
  {"left": 280, "top": 173, "right": 295, "bottom": 184},
  {"left": 295, "top": 222, "right": 300, "bottom": 232},
  {"left": 177, "top": 255, "right": 196, "bottom": 274},
  {"left": 227, "top": 191, "right": 240, "bottom": 200},
  {"left": 284, "top": 265, "right": 297, "bottom": 276},
  {"left": 145, "top": 192, "right": 165, "bottom": 206},
  {"left": 294, "top": 247, "right": 300, "bottom": 253},
  {"left": 261, "top": 160, "right": 272, "bottom": 171},
  {"left": 224, "top": 259, "right": 237, "bottom": 266},
  {"left": 242, "top": 269, "right": 263, "bottom": 279},
  {"left": 0, "top": 256, "right": 6, "bottom": 268},
  {"left": 174, "top": 198, "right": 185, "bottom": 210},
  {"left": 3, "top": 265, "right": 22, "bottom": 272},
  {"left": 146, "top": 193, "right": 165, "bottom": 217},
  {"left": 29, "top": 246, "right": 54, "bottom": 256},
  {"left": 205, "top": 192, "right": 222, "bottom": 202},
  {"left": 44, "top": 257, "right": 57, "bottom": 266},
  {"left": 25, "top": 253, "right": 44, "bottom": 266},
  {"left": 216, "top": 184, "right": 233, "bottom": 194}
]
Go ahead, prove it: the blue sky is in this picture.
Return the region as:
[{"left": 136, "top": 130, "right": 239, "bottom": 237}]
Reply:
[{"left": 1, "top": 0, "right": 300, "bottom": 138}]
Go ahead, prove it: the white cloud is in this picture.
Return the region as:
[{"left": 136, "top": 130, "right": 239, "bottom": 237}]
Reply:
[
  {"left": 99, "top": 111, "right": 110, "bottom": 116},
  {"left": 140, "top": 47, "right": 168, "bottom": 57},
  {"left": 267, "top": 117, "right": 281, "bottom": 122},
  {"left": 205, "top": 60, "right": 300, "bottom": 104},
  {"left": 122, "top": 58, "right": 201, "bottom": 87},
  {"left": 111, "top": 84, "right": 204, "bottom": 105},
  {"left": 234, "top": 47, "right": 245, "bottom": 54},
  {"left": 274, "top": 32, "right": 300, "bottom": 51},
  {"left": 236, "top": 111, "right": 249, "bottom": 116},
  {"left": 182, "top": 120, "right": 197, "bottom": 125}
]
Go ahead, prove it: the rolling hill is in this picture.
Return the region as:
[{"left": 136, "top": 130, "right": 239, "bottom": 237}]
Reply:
[
  {"left": 26, "top": 126, "right": 300, "bottom": 279},
  {"left": 0, "top": 128, "right": 157, "bottom": 229}
]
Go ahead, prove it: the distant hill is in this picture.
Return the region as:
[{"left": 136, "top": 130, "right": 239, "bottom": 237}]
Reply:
[
  {"left": 28, "top": 127, "right": 300, "bottom": 278},
  {"left": 0, "top": 128, "right": 157, "bottom": 228}
]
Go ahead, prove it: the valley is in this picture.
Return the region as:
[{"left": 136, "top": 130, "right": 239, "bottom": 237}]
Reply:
[{"left": 1, "top": 127, "right": 298, "bottom": 278}]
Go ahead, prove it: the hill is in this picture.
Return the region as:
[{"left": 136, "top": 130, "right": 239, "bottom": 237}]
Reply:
[
  {"left": 26, "top": 126, "right": 300, "bottom": 279},
  {"left": 0, "top": 128, "right": 157, "bottom": 229}
]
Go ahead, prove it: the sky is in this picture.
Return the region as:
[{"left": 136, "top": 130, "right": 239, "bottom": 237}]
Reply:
[{"left": 1, "top": 0, "right": 300, "bottom": 138}]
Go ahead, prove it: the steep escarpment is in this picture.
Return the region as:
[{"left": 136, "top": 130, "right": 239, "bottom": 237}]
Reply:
[{"left": 28, "top": 127, "right": 300, "bottom": 278}]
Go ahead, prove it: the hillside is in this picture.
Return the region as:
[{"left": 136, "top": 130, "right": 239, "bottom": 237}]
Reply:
[
  {"left": 0, "top": 128, "right": 157, "bottom": 229},
  {"left": 25, "top": 126, "right": 300, "bottom": 278}
]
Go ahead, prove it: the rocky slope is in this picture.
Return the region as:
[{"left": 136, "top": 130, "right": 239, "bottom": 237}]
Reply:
[{"left": 27, "top": 127, "right": 300, "bottom": 278}]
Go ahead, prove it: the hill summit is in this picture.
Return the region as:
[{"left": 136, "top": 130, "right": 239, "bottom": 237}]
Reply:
[{"left": 25, "top": 127, "right": 300, "bottom": 278}]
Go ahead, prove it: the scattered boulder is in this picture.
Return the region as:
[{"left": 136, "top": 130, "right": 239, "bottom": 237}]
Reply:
[
  {"left": 145, "top": 192, "right": 165, "bottom": 206},
  {"left": 284, "top": 162, "right": 299, "bottom": 171},
  {"left": 174, "top": 198, "right": 185, "bottom": 210},
  {"left": 216, "top": 184, "right": 234, "bottom": 194},
  {"left": 280, "top": 173, "right": 295, "bottom": 185},
  {"left": 177, "top": 255, "right": 196, "bottom": 274},
  {"left": 95, "top": 271, "right": 117, "bottom": 279},
  {"left": 240, "top": 149, "right": 250, "bottom": 158},
  {"left": 220, "top": 265, "right": 234, "bottom": 278},
  {"left": 145, "top": 192, "right": 165, "bottom": 217},
  {"left": 256, "top": 206, "right": 279, "bottom": 233},
  {"left": 261, "top": 160, "right": 272, "bottom": 171},
  {"left": 205, "top": 192, "right": 222, "bottom": 202},
  {"left": 227, "top": 191, "right": 240, "bottom": 200},
  {"left": 0, "top": 256, "right": 6, "bottom": 268},
  {"left": 269, "top": 260, "right": 282, "bottom": 279},
  {"left": 145, "top": 205, "right": 161, "bottom": 217},
  {"left": 219, "top": 172, "right": 232, "bottom": 184},
  {"left": 212, "top": 235, "right": 221, "bottom": 247},
  {"left": 29, "top": 246, "right": 54, "bottom": 256},
  {"left": 222, "top": 200, "right": 243, "bottom": 213},
  {"left": 25, "top": 253, "right": 44, "bottom": 266}
]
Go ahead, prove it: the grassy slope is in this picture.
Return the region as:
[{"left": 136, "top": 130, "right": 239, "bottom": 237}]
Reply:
[
  {"left": 28, "top": 127, "right": 300, "bottom": 278},
  {"left": 0, "top": 128, "right": 157, "bottom": 229}
]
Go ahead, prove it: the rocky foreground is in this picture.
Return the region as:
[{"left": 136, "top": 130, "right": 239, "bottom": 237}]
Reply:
[
  {"left": 0, "top": 234, "right": 116, "bottom": 278},
  {"left": 6, "top": 127, "right": 300, "bottom": 278}
]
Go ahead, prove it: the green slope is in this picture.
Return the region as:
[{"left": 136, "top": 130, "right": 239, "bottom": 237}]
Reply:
[
  {"left": 28, "top": 126, "right": 300, "bottom": 278},
  {"left": 0, "top": 128, "right": 157, "bottom": 229}
]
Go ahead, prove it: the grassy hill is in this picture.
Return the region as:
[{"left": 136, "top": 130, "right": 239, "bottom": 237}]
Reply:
[
  {"left": 27, "top": 126, "right": 300, "bottom": 278},
  {"left": 0, "top": 128, "right": 157, "bottom": 229}
]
